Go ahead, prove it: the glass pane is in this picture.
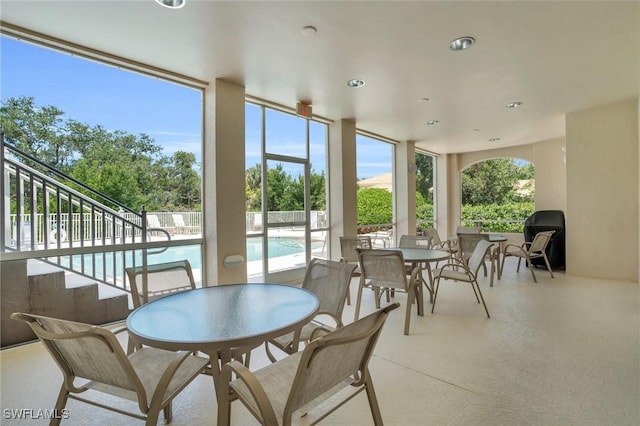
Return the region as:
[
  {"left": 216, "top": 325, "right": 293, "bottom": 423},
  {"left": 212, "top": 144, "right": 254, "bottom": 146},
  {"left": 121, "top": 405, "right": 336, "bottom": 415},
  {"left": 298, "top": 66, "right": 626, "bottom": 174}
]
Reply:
[
  {"left": 246, "top": 236, "right": 264, "bottom": 282},
  {"left": 266, "top": 160, "right": 306, "bottom": 274},
  {"left": 265, "top": 108, "right": 306, "bottom": 158},
  {"left": 356, "top": 134, "right": 394, "bottom": 244},
  {"left": 416, "top": 152, "right": 435, "bottom": 231},
  {"left": 246, "top": 103, "right": 262, "bottom": 234},
  {"left": 309, "top": 121, "right": 328, "bottom": 231}
]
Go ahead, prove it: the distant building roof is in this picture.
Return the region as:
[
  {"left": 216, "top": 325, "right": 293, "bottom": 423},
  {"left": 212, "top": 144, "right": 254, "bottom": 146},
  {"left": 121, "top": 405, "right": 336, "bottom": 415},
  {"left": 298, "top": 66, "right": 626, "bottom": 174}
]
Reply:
[{"left": 357, "top": 172, "right": 393, "bottom": 191}]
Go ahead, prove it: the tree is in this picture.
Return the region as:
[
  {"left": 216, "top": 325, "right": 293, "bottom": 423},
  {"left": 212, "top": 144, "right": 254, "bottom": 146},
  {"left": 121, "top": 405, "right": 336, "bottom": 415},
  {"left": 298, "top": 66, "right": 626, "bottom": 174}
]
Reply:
[
  {"left": 1, "top": 96, "right": 201, "bottom": 212},
  {"left": 461, "top": 158, "right": 519, "bottom": 205},
  {"left": 415, "top": 153, "right": 434, "bottom": 204},
  {"left": 0, "top": 96, "right": 70, "bottom": 170},
  {"left": 245, "top": 164, "right": 262, "bottom": 211}
]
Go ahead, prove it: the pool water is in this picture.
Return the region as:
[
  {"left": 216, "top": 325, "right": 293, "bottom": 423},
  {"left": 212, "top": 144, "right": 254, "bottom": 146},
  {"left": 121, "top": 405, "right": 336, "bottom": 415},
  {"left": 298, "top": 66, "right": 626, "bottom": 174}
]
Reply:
[{"left": 61, "top": 237, "right": 321, "bottom": 274}]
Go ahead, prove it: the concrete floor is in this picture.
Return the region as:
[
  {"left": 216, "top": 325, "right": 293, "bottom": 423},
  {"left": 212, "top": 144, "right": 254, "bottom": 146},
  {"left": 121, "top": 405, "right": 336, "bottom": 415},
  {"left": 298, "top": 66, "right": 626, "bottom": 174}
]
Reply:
[{"left": 1, "top": 257, "right": 638, "bottom": 425}]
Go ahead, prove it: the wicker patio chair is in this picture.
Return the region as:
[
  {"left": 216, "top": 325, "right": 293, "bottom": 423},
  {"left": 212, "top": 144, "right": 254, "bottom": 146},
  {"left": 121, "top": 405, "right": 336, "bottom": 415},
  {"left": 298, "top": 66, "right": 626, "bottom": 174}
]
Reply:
[
  {"left": 11, "top": 312, "right": 208, "bottom": 426},
  {"left": 265, "top": 258, "right": 356, "bottom": 362},
  {"left": 221, "top": 303, "right": 400, "bottom": 426}
]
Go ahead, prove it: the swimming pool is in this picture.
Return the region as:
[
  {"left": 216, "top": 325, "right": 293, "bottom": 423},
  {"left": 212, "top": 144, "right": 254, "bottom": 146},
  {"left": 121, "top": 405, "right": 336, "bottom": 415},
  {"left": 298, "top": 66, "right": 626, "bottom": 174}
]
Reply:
[{"left": 61, "top": 237, "right": 321, "bottom": 273}]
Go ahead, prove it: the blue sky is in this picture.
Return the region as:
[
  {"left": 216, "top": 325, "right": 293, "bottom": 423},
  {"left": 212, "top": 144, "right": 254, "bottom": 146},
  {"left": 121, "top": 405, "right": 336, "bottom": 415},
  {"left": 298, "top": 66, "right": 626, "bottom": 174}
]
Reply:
[{"left": 1, "top": 36, "right": 391, "bottom": 179}]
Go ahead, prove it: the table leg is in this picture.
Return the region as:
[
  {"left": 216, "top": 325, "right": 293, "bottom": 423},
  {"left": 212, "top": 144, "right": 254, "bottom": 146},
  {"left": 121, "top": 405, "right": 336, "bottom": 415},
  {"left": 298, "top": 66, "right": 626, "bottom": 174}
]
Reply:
[
  {"left": 205, "top": 349, "right": 232, "bottom": 426},
  {"left": 427, "top": 262, "right": 437, "bottom": 304}
]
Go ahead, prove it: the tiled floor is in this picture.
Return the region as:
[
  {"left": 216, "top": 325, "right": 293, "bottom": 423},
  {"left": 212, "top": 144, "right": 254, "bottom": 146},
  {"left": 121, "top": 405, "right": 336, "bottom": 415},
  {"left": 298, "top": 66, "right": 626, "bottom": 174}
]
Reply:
[{"left": 2, "top": 257, "right": 638, "bottom": 425}]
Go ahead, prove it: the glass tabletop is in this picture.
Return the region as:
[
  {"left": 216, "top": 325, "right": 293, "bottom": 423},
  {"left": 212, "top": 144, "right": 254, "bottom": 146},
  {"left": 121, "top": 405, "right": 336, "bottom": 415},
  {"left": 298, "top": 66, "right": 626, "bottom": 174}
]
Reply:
[{"left": 127, "top": 283, "right": 319, "bottom": 351}]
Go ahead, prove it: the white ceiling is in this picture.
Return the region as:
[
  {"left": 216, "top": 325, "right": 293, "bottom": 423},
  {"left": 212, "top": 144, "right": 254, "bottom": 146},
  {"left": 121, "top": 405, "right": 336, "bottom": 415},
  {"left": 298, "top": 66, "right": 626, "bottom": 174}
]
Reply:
[{"left": 1, "top": 0, "right": 639, "bottom": 154}]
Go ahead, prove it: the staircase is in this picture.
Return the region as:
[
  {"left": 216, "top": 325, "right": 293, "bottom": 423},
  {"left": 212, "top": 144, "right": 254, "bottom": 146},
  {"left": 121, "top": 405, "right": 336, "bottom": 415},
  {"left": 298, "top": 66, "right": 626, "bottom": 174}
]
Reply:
[{"left": 1, "top": 259, "right": 131, "bottom": 347}]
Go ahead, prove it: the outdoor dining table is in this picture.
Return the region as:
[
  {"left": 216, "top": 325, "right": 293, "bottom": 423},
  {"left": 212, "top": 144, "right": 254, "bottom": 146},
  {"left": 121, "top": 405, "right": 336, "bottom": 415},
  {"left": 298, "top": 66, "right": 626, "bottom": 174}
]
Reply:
[
  {"left": 388, "top": 247, "right": 451, "bottom": 303},
  {"left": 126, "top": 283, "right": 320, "bottom": 426}
]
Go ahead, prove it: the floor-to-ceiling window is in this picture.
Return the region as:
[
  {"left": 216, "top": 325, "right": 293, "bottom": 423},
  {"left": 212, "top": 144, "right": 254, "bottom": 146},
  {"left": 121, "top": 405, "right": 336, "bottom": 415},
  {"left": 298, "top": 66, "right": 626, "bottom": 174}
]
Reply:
[
  {"left": 415, "top": 150, "right": 436, "bottom": 231},
  {"left": 355, "top": 133, "right": 394, "bottom": 247},
  {"left": 1, "top": 35, "right": 205, "bottom": 285},
  {"left": 245, "top": 101, "right": 328, "bottom": 283}
]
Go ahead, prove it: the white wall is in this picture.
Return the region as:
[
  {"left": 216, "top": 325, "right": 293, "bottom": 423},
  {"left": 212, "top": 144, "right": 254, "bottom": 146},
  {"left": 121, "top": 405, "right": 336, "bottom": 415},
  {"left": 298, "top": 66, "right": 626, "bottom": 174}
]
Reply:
[{"left": 566, "top": 98, "right": 639, "bottom": 281}]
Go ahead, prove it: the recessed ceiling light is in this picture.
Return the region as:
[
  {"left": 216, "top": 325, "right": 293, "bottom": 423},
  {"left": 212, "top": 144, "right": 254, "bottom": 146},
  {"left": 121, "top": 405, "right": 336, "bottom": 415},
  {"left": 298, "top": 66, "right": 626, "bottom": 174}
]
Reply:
[
  {"left": 449, "top": 36, "right": 475, "bottom": 51},
  {"left": 347, "top": 79, "right": 365, "bottom": 88},
  {"left": 302, "top": 25, "right": 317, "bottom": 36},
  {"left": 418, "top": 97, "right": 430, "bottom": 103},
  {"left": 489, "top": 137, "right": 500, "bottom": 142},
  {"left": 155, "top": 0, "right": 185, "bottom": 9},
  {"left": 426, "top": 120, "right": 439, "bottom": 125},
  {"left": 506, "top": 101, "right": 523, "bottom": 108}
]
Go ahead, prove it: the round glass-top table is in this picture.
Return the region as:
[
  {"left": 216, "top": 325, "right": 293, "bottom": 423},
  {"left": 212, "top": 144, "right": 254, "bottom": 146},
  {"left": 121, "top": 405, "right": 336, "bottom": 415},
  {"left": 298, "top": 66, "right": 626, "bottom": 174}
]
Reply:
[{"left": 127, "top": 283, "right": 319, "bottom": 426}]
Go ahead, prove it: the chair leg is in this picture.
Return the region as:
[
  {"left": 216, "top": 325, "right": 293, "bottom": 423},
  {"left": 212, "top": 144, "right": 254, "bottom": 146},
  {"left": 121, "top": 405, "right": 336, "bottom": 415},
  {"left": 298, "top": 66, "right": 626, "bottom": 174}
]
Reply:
[
  {"left": 516, "top": 257, "right": 522, "bottom": 272},
  {"left": 470, "top": 280, "right": 481, "bottom": 303},
  {"left": 50, "top": 387, "right": 69, "bottom": 426},
  {"left": 163, "top": 402, "right": 173, "bottom": 422},
  {"left": 474, "top": 280, "right": 491, "bottom": 318},
  {"left": 431, "top": 277, "right": 441, "bottom": 314},
  {"left": 527, "top": 258, "right": 538, "bottom": 283},
  {"left": 354, "top": 277, "right": 365, "bottom": 321},
  {"left": 404, "top": 285, "right": 413, "bottom": 335},
  {"left": 364, "top": 371, "right": 384, "bottom": 426},
  {"left": 264, "top": 342, "right": 278, "bottom": 363},
  {"left": 543, "top": 255, "right": 554, "bottom": 278}
]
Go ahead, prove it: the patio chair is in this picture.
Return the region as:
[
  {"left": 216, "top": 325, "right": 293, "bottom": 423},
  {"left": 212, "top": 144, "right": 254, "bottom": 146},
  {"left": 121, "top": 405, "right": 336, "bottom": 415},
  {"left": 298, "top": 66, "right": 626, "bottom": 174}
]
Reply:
[
  {"left": 501, "top": 230, "right": 555, "bottom": 282},
  {"left": 423, "top": 227, "right": 457, "bottom": 257},
  {"left": 355, "top": 249, "right": 422, "bottom": 335},
  {"left": 398, "top": 234, "right": 432, "bottom": 248},
  {"left": 11, "top": 312, "right": 208, "bottom": 426},
  {"left": 264, "top": 258, "right": 356, "bottom": 362},
  {"left": 339, "top": 235, "right": 373, "bottom": 305},
  {"left": 126, "top": 260, "right": 197, "bottom": 309},
  {"left": 171, "top": 213, "right": 199, "bottom": 234},
  {"left": 431, "top": 239, "right": 494, "bottom": 317},
  {"left": 146, "top": 214, "right": 173, "bottom": 237},
  {"left": 221, "top": 303, "right": 400, "bottom": 426},
  {"left": 398, "top": 234, "right": 432, "bottom": 272},
  {"left": 457, "top": 233, "right": 496, "bottom": 286},
  {"left": 457, "top": 226, "right": 481, "bottom": 234}
]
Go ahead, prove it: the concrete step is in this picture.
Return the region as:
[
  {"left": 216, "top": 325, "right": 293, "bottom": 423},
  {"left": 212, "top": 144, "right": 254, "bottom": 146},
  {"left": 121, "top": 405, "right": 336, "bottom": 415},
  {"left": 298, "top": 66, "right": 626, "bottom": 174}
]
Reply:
[{"left": 1, "top": 259, "right": 131, "bottom": 348}]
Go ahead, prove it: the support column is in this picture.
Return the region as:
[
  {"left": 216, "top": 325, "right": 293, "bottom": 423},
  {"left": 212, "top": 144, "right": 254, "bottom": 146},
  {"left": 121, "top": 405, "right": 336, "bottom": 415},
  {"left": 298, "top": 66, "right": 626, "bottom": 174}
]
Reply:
[
  {"left": 328, "top": 119, "right": 357, "bottom": 260},
  {"left": 395, "top": 140, "right": 416, "bottom": 237},
  {"left": 203, "top": 79, "right": 247, "bottom": 285}
]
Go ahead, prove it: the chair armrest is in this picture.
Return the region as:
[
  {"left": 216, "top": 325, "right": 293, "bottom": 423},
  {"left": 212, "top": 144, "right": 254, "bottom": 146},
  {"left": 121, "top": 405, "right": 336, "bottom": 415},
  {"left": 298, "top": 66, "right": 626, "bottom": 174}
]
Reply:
[
  {"left": 223, "top": 360, "right": 278, "bottom": 425},
  {"left": 504, "top": 243, "right": 527, "bottom": 256},
  {"left": 149, "top": 350, "right": 208, "bottom": 407},
  {"left": 436, "top": 261, "right": 473, "bottom": 277},
  {"left": 111, "top": 326, "right": 129, "bottom": 335}
]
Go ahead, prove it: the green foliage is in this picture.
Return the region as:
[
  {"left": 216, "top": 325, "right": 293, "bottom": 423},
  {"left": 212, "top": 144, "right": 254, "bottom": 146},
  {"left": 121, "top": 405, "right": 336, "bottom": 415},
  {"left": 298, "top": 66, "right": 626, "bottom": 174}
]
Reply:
[
  {"left": 462, "top": 158, "right": 520, "bottom": 205},
  {"left": 1, "top": 96, "right": 201, "bottom": 212},
  {"left": 247, "top": 163, "right": 326, "bottom": 213},
  {"left": 415, "top": 153, "right": 434, "bottom": 204},
  {"left": 461, "top": 202, "right": 535, "bottom": 232},
  {"left": 357, "top": 188, "right": 392, "bottom": 226},
  {"left": 416, "top": 192, "right": 434, "bottom": 229}
]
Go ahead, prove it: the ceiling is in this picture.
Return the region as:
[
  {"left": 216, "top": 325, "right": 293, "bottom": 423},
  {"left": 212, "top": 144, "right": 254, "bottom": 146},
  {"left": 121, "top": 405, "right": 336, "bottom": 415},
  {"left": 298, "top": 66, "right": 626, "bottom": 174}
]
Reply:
[{"left": 1, "top": 1, "right": 638, "bottom": 154}]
